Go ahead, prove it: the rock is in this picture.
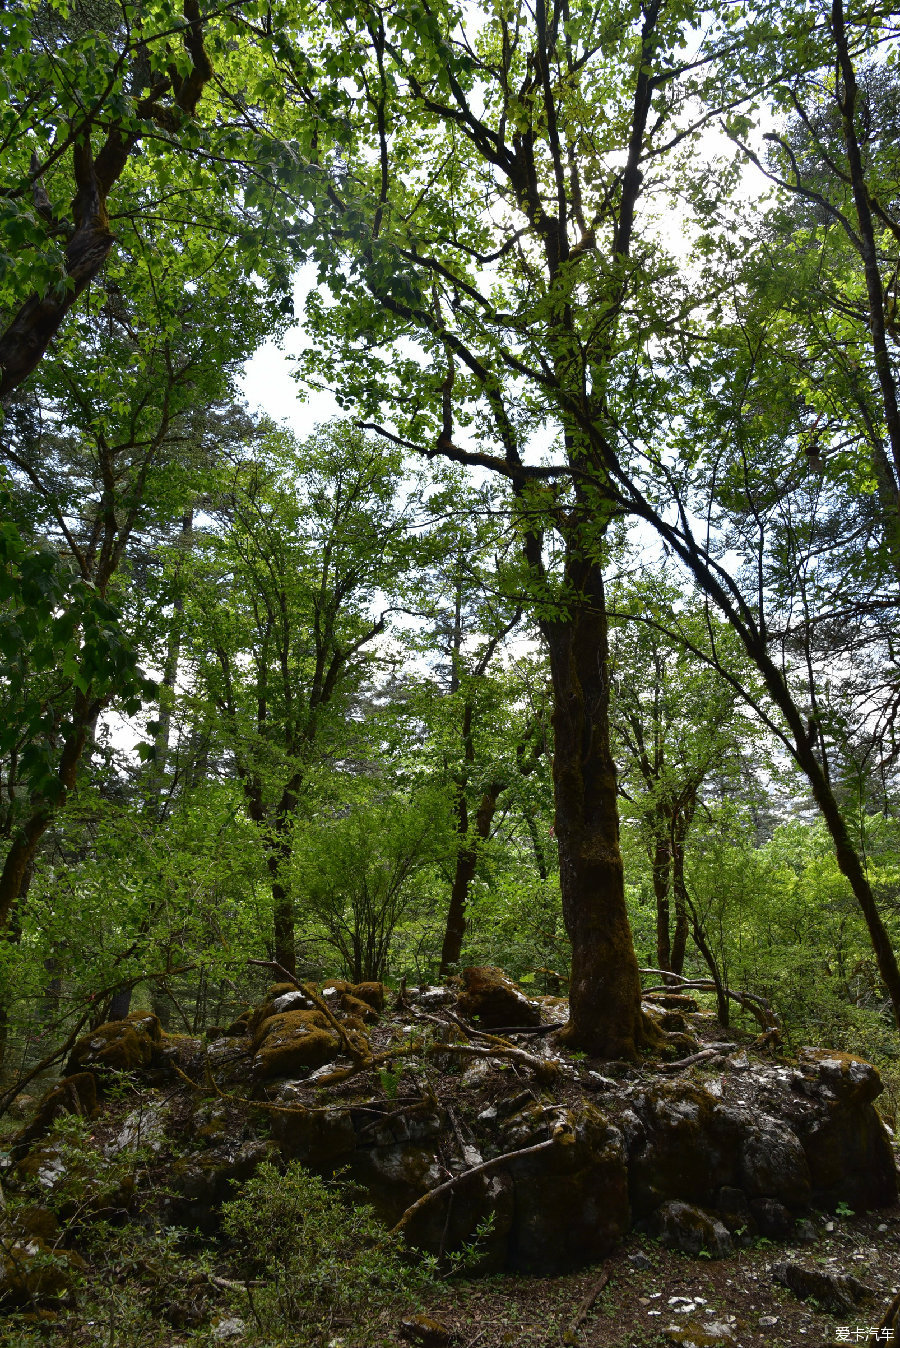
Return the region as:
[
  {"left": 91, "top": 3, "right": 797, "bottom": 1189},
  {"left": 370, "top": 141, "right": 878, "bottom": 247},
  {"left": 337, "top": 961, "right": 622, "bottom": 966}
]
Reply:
[
  {"left": 167, "top": 1141, "right": 275, "bottom": 1232},
  {"left": 399, "top": 1314, "right": 453, "bottom": 1346},
  {"left": 65, "top": 1013, "right": 162, "bottom": 1078},
  {"left": 628, "top": 1250, "right": 653, "bottom": 1269},
  {"left": 271, "top": 1105, "right": 357, "bottom": 1168},
  {"left": 271, "top": 990, "right": 314, "bottom": 1015},
  {"left": 498, "top": 1103, "right": 630, "bottom": 1274},
  {"left": 738, "top": 1115, "right": 811, "bottom": 1207},
  {"left": 625, "top": 1081, "right": 743, "bottom": 1217},
  {"left": 749, "top": 1197, "right": 794, "bottom": 1239},
  {"left": 252, "top": 1010, "right": 340, "bottom": 1078},
  {"left": 792, "top": 1052, "right": 897, "bottom": 1210},
  {"left": 224, "top": 1011, "right": 252, "bottom": 1037},
  {"left": 341, "top": 992, "right": 379, "bottom": 1024},
  {"left": 211, "top": 1317, "right": 246, "bottom": 1341},
  {"left": 772, "top": 1260, "right": 874, "bottom": 1314},
  {"left": 349, "top": 981, "right": 387, "bottom": 1013},
  {"left": 652, "top": 1201, "right": 733, "bottom": 1258},
  {"left": 714, "top": 1186, "right": 755, "bottom": 1238},
  {"left": 106, "top": 1101, "right": 169, "bottom": 1155},
  {"left": 457, "top": 966, "right": 541, "bottom": 1029},
  {"left": 0, "top": 1237, "right": 86, "bottom": 1306},
  {"left": 12, "top": 1073, "right": 98, "bottom": 1152},
  {"left": 794, "top": 1218, "right": 818, "bottom": 1243},
  {"left": 4, "top": 1207, "right": 60, "bottom": 1243},
  {"left": 6, "top": 1093, "right": 36, "bottom": 1121},
  {"left": 798, "top": 1048, "right": 884, "bottom": 1106}
]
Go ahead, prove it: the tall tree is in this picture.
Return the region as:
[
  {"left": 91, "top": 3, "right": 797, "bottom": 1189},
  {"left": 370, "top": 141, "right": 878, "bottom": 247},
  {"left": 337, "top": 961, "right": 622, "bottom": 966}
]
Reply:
[{"left": 184, "top": 422, "right": 421, "bottom": 973}]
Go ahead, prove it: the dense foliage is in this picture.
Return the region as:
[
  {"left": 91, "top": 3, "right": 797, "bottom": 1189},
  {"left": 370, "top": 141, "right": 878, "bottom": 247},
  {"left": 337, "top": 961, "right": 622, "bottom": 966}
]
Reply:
[{"left": 1, "top": 0, "right": 899, "bottom": 1087}]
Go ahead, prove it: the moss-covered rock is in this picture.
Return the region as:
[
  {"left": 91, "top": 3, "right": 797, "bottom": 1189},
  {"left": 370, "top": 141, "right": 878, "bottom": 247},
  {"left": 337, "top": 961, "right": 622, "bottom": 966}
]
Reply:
[
  {"left": 271, "top": 1104, "right": 357, "bottom": 1168},
  {"left": 0, "top": 1237, "right": 86, "bottom": 1306},
  {"left": 252, "top": 1010, "right": 339, "bottom": 1078},
  {"left": 457, "top": 966, "right": 541, "bottom": 1029},
  {"left": 651, "top": 1199, "right": 733, "bottom": 1258},
  {"left": 65, "top": 1013, "right": 161, "bottom": 1078},
  {"left": 12, "top": 1073, "right": 98, "bottom": 1153}
]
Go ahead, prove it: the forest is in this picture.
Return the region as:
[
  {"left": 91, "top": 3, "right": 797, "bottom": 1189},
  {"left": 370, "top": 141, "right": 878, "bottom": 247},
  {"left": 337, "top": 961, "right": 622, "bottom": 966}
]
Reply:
[{"left": 1, "top": 0, "right": 900, "bottom": 1345}]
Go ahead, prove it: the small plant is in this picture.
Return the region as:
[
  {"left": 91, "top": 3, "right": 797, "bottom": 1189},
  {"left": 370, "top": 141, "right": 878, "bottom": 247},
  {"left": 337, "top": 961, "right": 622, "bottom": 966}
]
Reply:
[
  {"left": 378, "top": 1066, "right": 403, "bottom": 1099},
  {"left": 835, "top": 1200, "right": 855, "bottom": 1217},
  {"left": 222, "top": 1160, "right": 428, "bottom": 1345}
]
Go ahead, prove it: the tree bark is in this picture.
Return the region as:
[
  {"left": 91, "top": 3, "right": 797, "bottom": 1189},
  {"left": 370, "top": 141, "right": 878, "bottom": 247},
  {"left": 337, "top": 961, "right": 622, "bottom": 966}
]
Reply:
[
  {"left": 440, "top": 782, "right": 502, "bottom": 974},
  {"left": 545, "top": 555, "right": 654, "bottom": 1059},
  {"left": 651, "top": 829, "right": 672, "bottom": 972}
]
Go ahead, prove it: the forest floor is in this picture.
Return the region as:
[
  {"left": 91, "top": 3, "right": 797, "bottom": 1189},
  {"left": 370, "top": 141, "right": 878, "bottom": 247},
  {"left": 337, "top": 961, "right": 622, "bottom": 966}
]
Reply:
[
  {"left": 403, "top": 1204, "right": 900, "bottom": 1348},
  {"left": 2, "top": 978, "right": 899, "bottom": 1348}
]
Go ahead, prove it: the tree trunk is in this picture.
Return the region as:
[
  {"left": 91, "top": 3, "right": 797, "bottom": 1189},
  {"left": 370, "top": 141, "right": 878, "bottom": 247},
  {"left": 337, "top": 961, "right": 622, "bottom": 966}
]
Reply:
[
  {"left": 687, "top": 903, "right": 729, "bottom": 1028},
  {"left": 0, "top": 699, "right": 92, "bottom": 931},
  {"left": 545, "top": 556, "right": 654, "bottom": 1059},
  {"left": 669, "top": 799, "right": 694, "bottom": 977},
  {"left": 440, "top": 783, "right": 502, "bottom": 974},
  {"left": 651, "top": 829, "right": 672, "bottom": 972}
]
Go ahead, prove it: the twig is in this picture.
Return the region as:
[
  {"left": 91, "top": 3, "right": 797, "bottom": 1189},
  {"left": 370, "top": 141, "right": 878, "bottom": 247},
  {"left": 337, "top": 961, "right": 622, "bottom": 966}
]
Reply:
[
  {"left": 565, "top": 1269, "right": 612, "bottom": 1343},
  {"left": 390, "top": 1137, "right": 556, "bottom": 1234}
]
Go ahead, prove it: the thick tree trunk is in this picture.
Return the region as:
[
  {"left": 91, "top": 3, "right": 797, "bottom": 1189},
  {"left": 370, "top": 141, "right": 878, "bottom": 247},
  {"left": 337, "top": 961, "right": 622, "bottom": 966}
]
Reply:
[{"left": 545, "top": 558, "right": 654, "bottom": 1059}]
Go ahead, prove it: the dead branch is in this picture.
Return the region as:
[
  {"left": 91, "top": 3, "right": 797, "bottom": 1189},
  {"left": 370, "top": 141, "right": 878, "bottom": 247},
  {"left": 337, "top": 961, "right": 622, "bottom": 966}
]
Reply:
[
  {"left": 565, "top": 1269, "right": 612, "bottom": 1343},
  {"left": 658, "top": 1046, "right": 736, "bottom": 1073},
  {"left": 640, "top": 970, "right": 781, "bottom": 1036},
  {"left": 390, "top": 1136, "right": 556, "bottom": 1234}
]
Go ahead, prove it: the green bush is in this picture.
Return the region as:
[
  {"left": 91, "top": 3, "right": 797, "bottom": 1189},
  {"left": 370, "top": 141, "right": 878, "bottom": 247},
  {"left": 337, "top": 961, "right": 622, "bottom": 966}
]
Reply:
[{"left": 221, "top": 1161, "right": 425, "bottom": 1345}]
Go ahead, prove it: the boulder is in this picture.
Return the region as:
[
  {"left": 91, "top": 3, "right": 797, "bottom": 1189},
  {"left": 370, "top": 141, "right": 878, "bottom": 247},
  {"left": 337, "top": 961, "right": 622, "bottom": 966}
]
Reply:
[
  {"left": 65, "top": 1013, "right": 162, "bottom": 1078},
  {"left": 501, "top": 1103, "right": 630, "bottom": 1274},
  {"left": 651, "top": 1200, "right": 733, "bottom": 1258},
  {"left": 624, "top": 1081, "right": 744, "bottom": 1217},
  {"left": 772, "top": 1260, "right": 874, "bottom": 1315},
  {"left": 738, "top": 1115, "right": 811, "bottom": 1207},
  {"left": 0, "top": 1236, "right": 85, "bottom": 1306},
  {"left": 252, "top": 1010, "right": 340, "bottom": 1078},
  {"left": 349, "top": 981, "right": 387, "bottom": 1013},
  {"left": 457, "top": 966, "right": 541, "bottom": 1029},
  {"left": 12, "top": 1072, "right": 98, "bottom": 1152},
  {"left": 791, "top": 1051, "right": 897, "bottom": 1210},
  {"left": 271, "top": 1104, "right": 357, "bottom": 1168},
  {"left": 167, "top": 1141, "right": 275, "bottom": 1232}
]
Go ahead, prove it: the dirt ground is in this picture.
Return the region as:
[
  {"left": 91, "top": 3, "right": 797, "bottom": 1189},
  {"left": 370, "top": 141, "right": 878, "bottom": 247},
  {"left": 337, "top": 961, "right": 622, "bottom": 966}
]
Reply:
[{"left": 400, "top": 1203, "right": 900, "bottom": 1348}]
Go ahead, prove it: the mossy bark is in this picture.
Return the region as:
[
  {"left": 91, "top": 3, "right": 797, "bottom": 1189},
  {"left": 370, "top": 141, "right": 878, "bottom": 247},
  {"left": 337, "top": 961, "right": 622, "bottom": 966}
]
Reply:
[{"left": 544, "top": 556, "right": 653, "bottom": 1060}]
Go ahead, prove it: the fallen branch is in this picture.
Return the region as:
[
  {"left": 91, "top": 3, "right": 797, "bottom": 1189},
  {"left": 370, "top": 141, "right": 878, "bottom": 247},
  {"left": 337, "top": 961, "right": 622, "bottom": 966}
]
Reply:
[
  {"left": 640, "top": 971, "right": 781, "bottom": 1036},
  {"left": 659, "top": 1046, "right": 735, "bottom": 1073},
  {"left": 424, "top": 1040, "right": 560, "bottom": 1081},
  {"left": 565, "top": 1269, "right": 612, "bottom": 1343},
  {"left": 390, "top": 1136, "right": 556, "bottom": 1234}
]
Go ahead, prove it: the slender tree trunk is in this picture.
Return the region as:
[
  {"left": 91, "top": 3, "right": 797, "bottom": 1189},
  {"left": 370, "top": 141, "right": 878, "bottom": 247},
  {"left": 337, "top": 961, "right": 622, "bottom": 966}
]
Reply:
[
  {"left": 669, "top": 797, "right": 694, "bottom": 976},
  {"left": 545, "top": 555, "right": 655, "bottom": 1059},
  {"left": 440, "top": 783, "right": 502, "bottom": 974},
  {"left": 651, "top": 829, "right": 672, "bottom": 972},
  {"left": 686, "top": 900, "right": 729, "bottom": 1028},
  {"left": 0, "top": 697, "right": 93, "bottom": 931}
]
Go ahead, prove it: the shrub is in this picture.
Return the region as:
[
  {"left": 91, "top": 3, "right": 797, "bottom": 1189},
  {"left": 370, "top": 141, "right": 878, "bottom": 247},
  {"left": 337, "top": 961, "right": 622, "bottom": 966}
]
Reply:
[{"left": 221, "top": 1160, "right": 425, "bottom": 1345}]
